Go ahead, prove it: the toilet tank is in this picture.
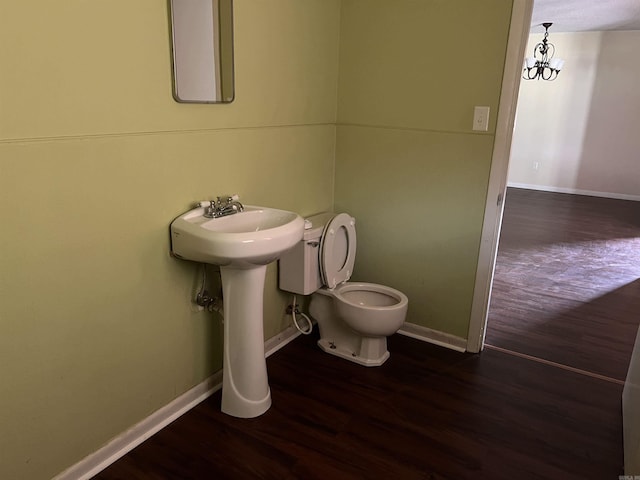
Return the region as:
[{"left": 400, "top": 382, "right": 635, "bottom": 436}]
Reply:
[{"left": 278, "top": 213, "right": 334, "bottom": 295}]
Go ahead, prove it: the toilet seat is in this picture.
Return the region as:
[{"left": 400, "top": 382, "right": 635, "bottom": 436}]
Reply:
[{"left": 319, "top": 213, "right": 356, "bottom": 289}]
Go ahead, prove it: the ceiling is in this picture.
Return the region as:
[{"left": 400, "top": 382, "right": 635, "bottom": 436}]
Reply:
[{"left": 530, "top": 0, "right": 640, "bottom": 32}]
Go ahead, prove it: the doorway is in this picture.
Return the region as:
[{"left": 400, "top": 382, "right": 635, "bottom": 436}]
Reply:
[
  {"left": 467, "top": 0, "right": 640, "bottom": 362},
  {"left": 484, "top": 187, "right": 640, "bottom": 382}
]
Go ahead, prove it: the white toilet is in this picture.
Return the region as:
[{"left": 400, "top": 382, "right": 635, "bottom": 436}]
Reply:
[{"left": 279, "top": 212, "right": 408, "bottom": 366}]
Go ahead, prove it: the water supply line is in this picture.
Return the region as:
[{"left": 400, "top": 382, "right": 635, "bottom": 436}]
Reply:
[
  {"left": 288, "top": 295, "right": 313, "bottom": 335},
  {"left": 196, "top": 264, "right": 223, "bottom": 314}
]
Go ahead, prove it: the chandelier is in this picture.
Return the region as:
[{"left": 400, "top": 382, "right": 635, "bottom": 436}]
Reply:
[{"left": 523, "top": 22, "right": 564, "bottom": 81}]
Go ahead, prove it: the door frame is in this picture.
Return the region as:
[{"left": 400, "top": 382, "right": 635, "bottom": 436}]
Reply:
[{"left": 466, "top": 0, "right": 534, "bottom": 353}]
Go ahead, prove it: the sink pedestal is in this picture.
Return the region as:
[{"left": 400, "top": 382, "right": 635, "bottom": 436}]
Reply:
[
  {"left": 220, "top": 265, "right": 271, "bottom": 418},
  {"left": 170, "top": 204, "right": 304, "bottom": 417}
]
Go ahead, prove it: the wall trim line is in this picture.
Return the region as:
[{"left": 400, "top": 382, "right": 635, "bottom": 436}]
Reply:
[
  {"left": 397, "top": 322, "right": 467, "bottom": 352},
  {"left": 507, "top": 182, "right": 640, "bottom": 202},
  {"left": 53, "top": 326, "right": 301, "bottom": 480}
]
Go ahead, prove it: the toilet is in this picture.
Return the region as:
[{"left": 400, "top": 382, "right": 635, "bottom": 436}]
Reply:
[{"left": 279, "top": 212, "right": 408, "bottom": 366}]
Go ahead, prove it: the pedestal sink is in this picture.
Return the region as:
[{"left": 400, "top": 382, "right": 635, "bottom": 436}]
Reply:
[{"left": 170, "top": 205, "right": 304, "bottom": 417}]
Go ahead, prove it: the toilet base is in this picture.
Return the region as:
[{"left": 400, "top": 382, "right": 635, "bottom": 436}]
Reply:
[{"left": 317, "top": 337, "right": 390, "bottom": 367}]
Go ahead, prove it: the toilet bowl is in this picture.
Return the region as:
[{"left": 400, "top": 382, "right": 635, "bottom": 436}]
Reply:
[
  {"left": 279, "top": 212, "right": 408, "bottom": 366},
  {"left": 333, "top": 282, "right": 407, "bottom": 336},
  {"left": 310, "top": 282, "right": 407, "bottom": 366}
]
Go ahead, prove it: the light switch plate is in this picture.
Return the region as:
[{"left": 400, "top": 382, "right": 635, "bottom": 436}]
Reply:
[{"left": 473, "top": 106, "right": 490, "bottom": 131}]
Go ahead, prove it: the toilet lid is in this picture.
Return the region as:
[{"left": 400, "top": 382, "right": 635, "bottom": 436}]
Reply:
[{"left": 320, "top": 213, "right": 356, "bottom": 289}]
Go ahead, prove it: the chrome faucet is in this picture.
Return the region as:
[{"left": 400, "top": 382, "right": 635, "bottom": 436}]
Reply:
[{"left": 200, "top": 195, "right": 244, "bottom": 218}]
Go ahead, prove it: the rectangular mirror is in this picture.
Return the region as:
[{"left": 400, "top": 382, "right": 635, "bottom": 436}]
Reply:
[{"left": 169, "top": 0, "right": 235, "bottom": 103}]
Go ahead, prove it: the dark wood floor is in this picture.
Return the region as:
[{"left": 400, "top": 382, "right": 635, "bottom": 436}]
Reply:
[
  {"left": 94, "top": 188, "right": 635, "bottom": 479},
  {"left": 95, "top": 339, "right": 624, "bottom": 479},
  {"left": 486, "top": 188, "right": 640, "bottom": 381}
]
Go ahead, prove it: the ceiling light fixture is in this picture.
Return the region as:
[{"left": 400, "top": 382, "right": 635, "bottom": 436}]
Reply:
[{"left": 523, "top": 22, "right": 564, "bottom": 81}]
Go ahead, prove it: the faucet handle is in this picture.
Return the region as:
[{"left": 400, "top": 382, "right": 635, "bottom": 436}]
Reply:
[
  {"left": 221, "top": 194, "right": 240, "bottom": 203},
  {"left": 196, "top": 195, "right": 239, "bottom": 209}
]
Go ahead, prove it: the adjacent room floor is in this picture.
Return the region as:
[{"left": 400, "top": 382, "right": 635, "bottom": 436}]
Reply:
[
  {"left": 486, "top": 188, "right": 640, "bottom": 381},
  {"left": 94, "top": 188, "right": 637, "bottom": 479}
]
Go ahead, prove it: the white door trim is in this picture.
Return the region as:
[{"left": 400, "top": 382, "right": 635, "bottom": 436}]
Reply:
[{"left": 466, "top": 0, "right": 534, "bottom": 353}]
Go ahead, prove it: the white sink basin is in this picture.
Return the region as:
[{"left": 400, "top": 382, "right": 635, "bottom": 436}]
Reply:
[
  {"left": 171, "top": 205, "right": 304, "bottom": 267},
  {"left": 170, "top": 203, "right": 304, "bottom": 418}
]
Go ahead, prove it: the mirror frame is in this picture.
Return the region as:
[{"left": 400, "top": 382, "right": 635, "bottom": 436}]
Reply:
[{"left": 168, "top": 0, "right": 235, "bottom": 104}]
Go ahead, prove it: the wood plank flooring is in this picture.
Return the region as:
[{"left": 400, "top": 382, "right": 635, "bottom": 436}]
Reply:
[
  {"left": 93, "top": 188, "right": 633, "bottom": 479},
  {"left": 486, "top": 188, "right": 640, "bottom": 381},
  {"left": 94, "top": 332, "right": 624, "bottom": 479}
]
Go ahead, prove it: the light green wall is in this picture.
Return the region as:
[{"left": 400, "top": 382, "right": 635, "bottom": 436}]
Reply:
[
  {"left": 0, "top": 1, "right": 339, "bottom": 479},
  {"left": 0, "top": 0, "right": 516, "bottom": 478},
  {"left": 335, "top": 127, "right": 496, "bottom": 335},
  {"left": 335, "top": 0, "right": 513, "bottom": 337}
]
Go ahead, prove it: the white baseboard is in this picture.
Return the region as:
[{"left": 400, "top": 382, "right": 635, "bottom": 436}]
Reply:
[
  {"left": 507, "top": 182, "right": 640, "bottom": 202},
  {"left": 53, "top": 371, "right": 224, "bottom": 480},
  {"left": 53, "top": 326, "right": 302, "bottom": 480},
  {"left": 265, "top": 325, "right": 302, "bottom": 357},
  {"left": 397, "top": 322, "right": 467, "bottom": 352}
]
